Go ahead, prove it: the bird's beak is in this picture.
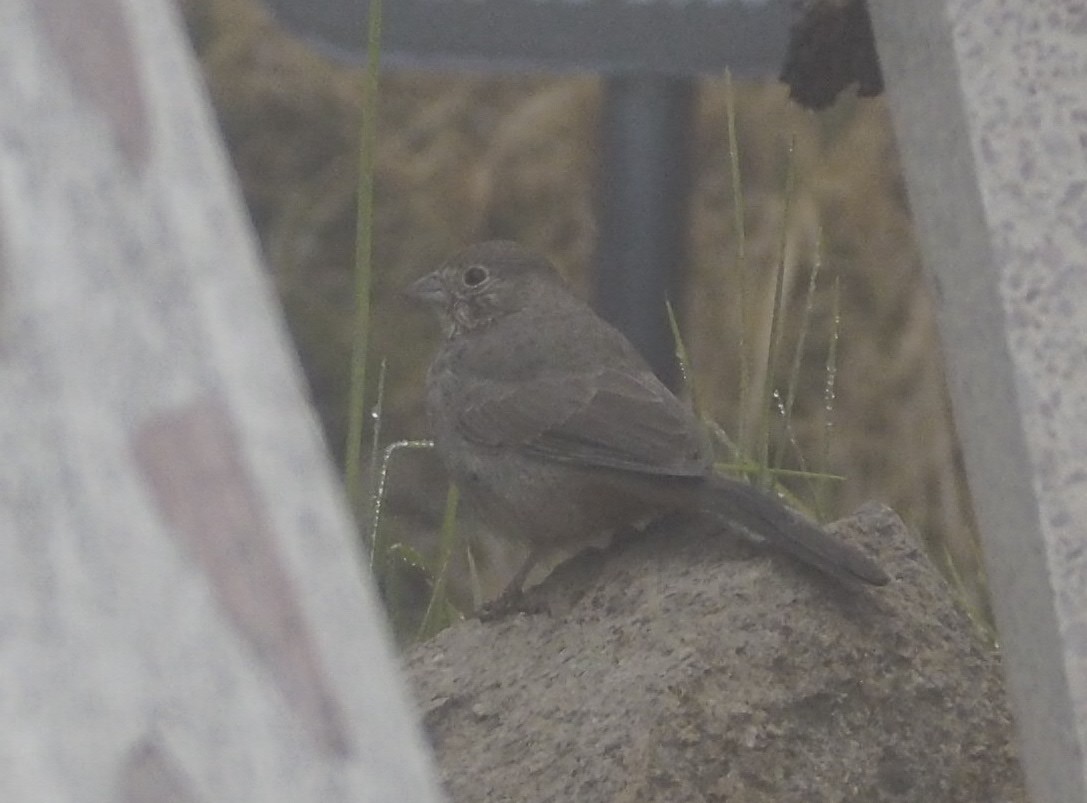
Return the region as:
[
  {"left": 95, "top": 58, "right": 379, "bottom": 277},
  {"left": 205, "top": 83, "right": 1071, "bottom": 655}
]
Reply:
[{"left": 405, "top": 271, "right": 446, "bottom": 307}]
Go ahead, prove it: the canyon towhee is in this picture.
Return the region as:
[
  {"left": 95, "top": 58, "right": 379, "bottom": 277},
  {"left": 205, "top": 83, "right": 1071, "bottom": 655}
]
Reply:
[{"left": 409, "top": 241, "right": 888, "bottom": 601}]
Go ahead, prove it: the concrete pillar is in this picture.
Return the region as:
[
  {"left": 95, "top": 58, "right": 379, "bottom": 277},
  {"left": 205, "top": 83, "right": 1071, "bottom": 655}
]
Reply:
[{"left": 868, "top": 1, "right": 1087, "bottom": 800}]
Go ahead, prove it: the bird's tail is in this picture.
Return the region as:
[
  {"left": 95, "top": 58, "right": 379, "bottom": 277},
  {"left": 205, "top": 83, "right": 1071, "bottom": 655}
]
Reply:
[{"left": 699, "top": 474, "right": 889, "bottom": 586}]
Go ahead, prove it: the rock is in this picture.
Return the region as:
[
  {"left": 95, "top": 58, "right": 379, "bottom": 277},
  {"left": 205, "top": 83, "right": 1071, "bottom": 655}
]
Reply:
[{"left": 406, "top": 503, "right": 1026, "bottom": 802}]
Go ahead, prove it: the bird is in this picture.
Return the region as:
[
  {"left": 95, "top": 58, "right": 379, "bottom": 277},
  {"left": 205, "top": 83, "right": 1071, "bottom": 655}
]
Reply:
[{"left": 407, "top": 240, "right": 888, "bottom": 603}]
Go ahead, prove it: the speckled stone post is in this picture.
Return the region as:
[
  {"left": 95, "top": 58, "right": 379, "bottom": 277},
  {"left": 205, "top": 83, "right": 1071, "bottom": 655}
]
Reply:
[{"left": 868, "top": 1, "right": 1087, "bottom": 801}]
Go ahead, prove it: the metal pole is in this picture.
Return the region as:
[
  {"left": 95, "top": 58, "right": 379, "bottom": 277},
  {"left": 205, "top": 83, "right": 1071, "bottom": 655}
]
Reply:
[{"left": 595, "top": 75, "right": 696, "bottom": 388}]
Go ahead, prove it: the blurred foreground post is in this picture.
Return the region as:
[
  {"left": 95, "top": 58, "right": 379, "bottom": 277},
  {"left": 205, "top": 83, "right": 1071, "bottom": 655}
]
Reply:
[
  {"left": 0, "top": 1, "right": 442, "bottom": 800},
  {"left": 869, "top": 1, "right": 1087, "bottom": 800}
]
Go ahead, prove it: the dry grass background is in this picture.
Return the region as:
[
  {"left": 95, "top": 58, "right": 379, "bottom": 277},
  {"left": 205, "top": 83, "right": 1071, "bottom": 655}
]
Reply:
[{"left": 181, "top": 0, "right": 991, "bottom": 624}]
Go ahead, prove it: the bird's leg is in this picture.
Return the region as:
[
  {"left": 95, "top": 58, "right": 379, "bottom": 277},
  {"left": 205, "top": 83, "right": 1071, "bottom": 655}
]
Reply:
[
  {"left": 500, "top": 545, "right": 544, "bottom": 602},
  {"left": 478, "top": 545, "right": 545, "bottom": 620}
]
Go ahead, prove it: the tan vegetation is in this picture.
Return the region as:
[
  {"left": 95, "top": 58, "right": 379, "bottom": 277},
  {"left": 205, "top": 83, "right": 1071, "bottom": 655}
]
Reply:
[{"left": 181, "top": 0, "right": 989, "bottom": 623}]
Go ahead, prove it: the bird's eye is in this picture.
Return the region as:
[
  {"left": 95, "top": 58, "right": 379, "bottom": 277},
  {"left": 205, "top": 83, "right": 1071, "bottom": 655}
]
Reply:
[{"left": 463, "top": 265, "right": 488, "bottom": 287}]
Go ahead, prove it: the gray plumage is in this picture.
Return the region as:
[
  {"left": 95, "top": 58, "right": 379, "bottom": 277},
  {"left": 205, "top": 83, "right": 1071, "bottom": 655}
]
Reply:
[{"left": 409, "top": 241, "right": 888, "bottom": 600}]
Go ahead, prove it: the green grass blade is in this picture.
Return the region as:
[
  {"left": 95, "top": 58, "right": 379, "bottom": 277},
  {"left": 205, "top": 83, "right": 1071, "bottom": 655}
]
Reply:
[
  {"left": 757, "top": 134, "right": 796, "bottom": 487},
  {"left": 724, "top": 70, "right": 750, "bottom": 455},
  {"left": 773, "top": 226, "right": 823, "bottom": 472},
  {"left": 364, "top": 357, "right": 388, "bottom": 542},
  {"left": 822, "top": 272, "right": 842, "bottom": 479},
  {"left": 417, "top": 483, "right": 462, "bottom": 640},
  {"left": 344, "top": 0, "right": 384, "bottom": 518},
  {"left": 665, "top": 299, "right": 699, "bottom": 412},
  {"left": 370, "top": 439, "right": 433, "bottom": 572}
]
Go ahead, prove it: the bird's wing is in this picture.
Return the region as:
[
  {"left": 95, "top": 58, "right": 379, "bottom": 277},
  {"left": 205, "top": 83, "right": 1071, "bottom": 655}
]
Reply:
[{"left": 456, "top": 367, "right": 711, "bottom": 477}]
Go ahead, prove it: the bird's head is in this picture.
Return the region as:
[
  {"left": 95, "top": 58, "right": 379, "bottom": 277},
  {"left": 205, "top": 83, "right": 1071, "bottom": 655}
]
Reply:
[{"left": 406, "top": 241, "right": 565, "bottom": 338}]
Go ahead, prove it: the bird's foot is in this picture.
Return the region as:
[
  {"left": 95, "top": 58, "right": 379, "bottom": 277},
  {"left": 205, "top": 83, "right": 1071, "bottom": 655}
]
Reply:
[{"left": 477, "top": 584, "right": 548, "bottom": 621}]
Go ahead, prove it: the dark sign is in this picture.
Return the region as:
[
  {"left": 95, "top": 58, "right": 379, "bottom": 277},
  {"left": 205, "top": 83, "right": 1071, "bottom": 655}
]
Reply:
[{"left": 263, "top": 0, "right": 789, "bottom": 76}]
